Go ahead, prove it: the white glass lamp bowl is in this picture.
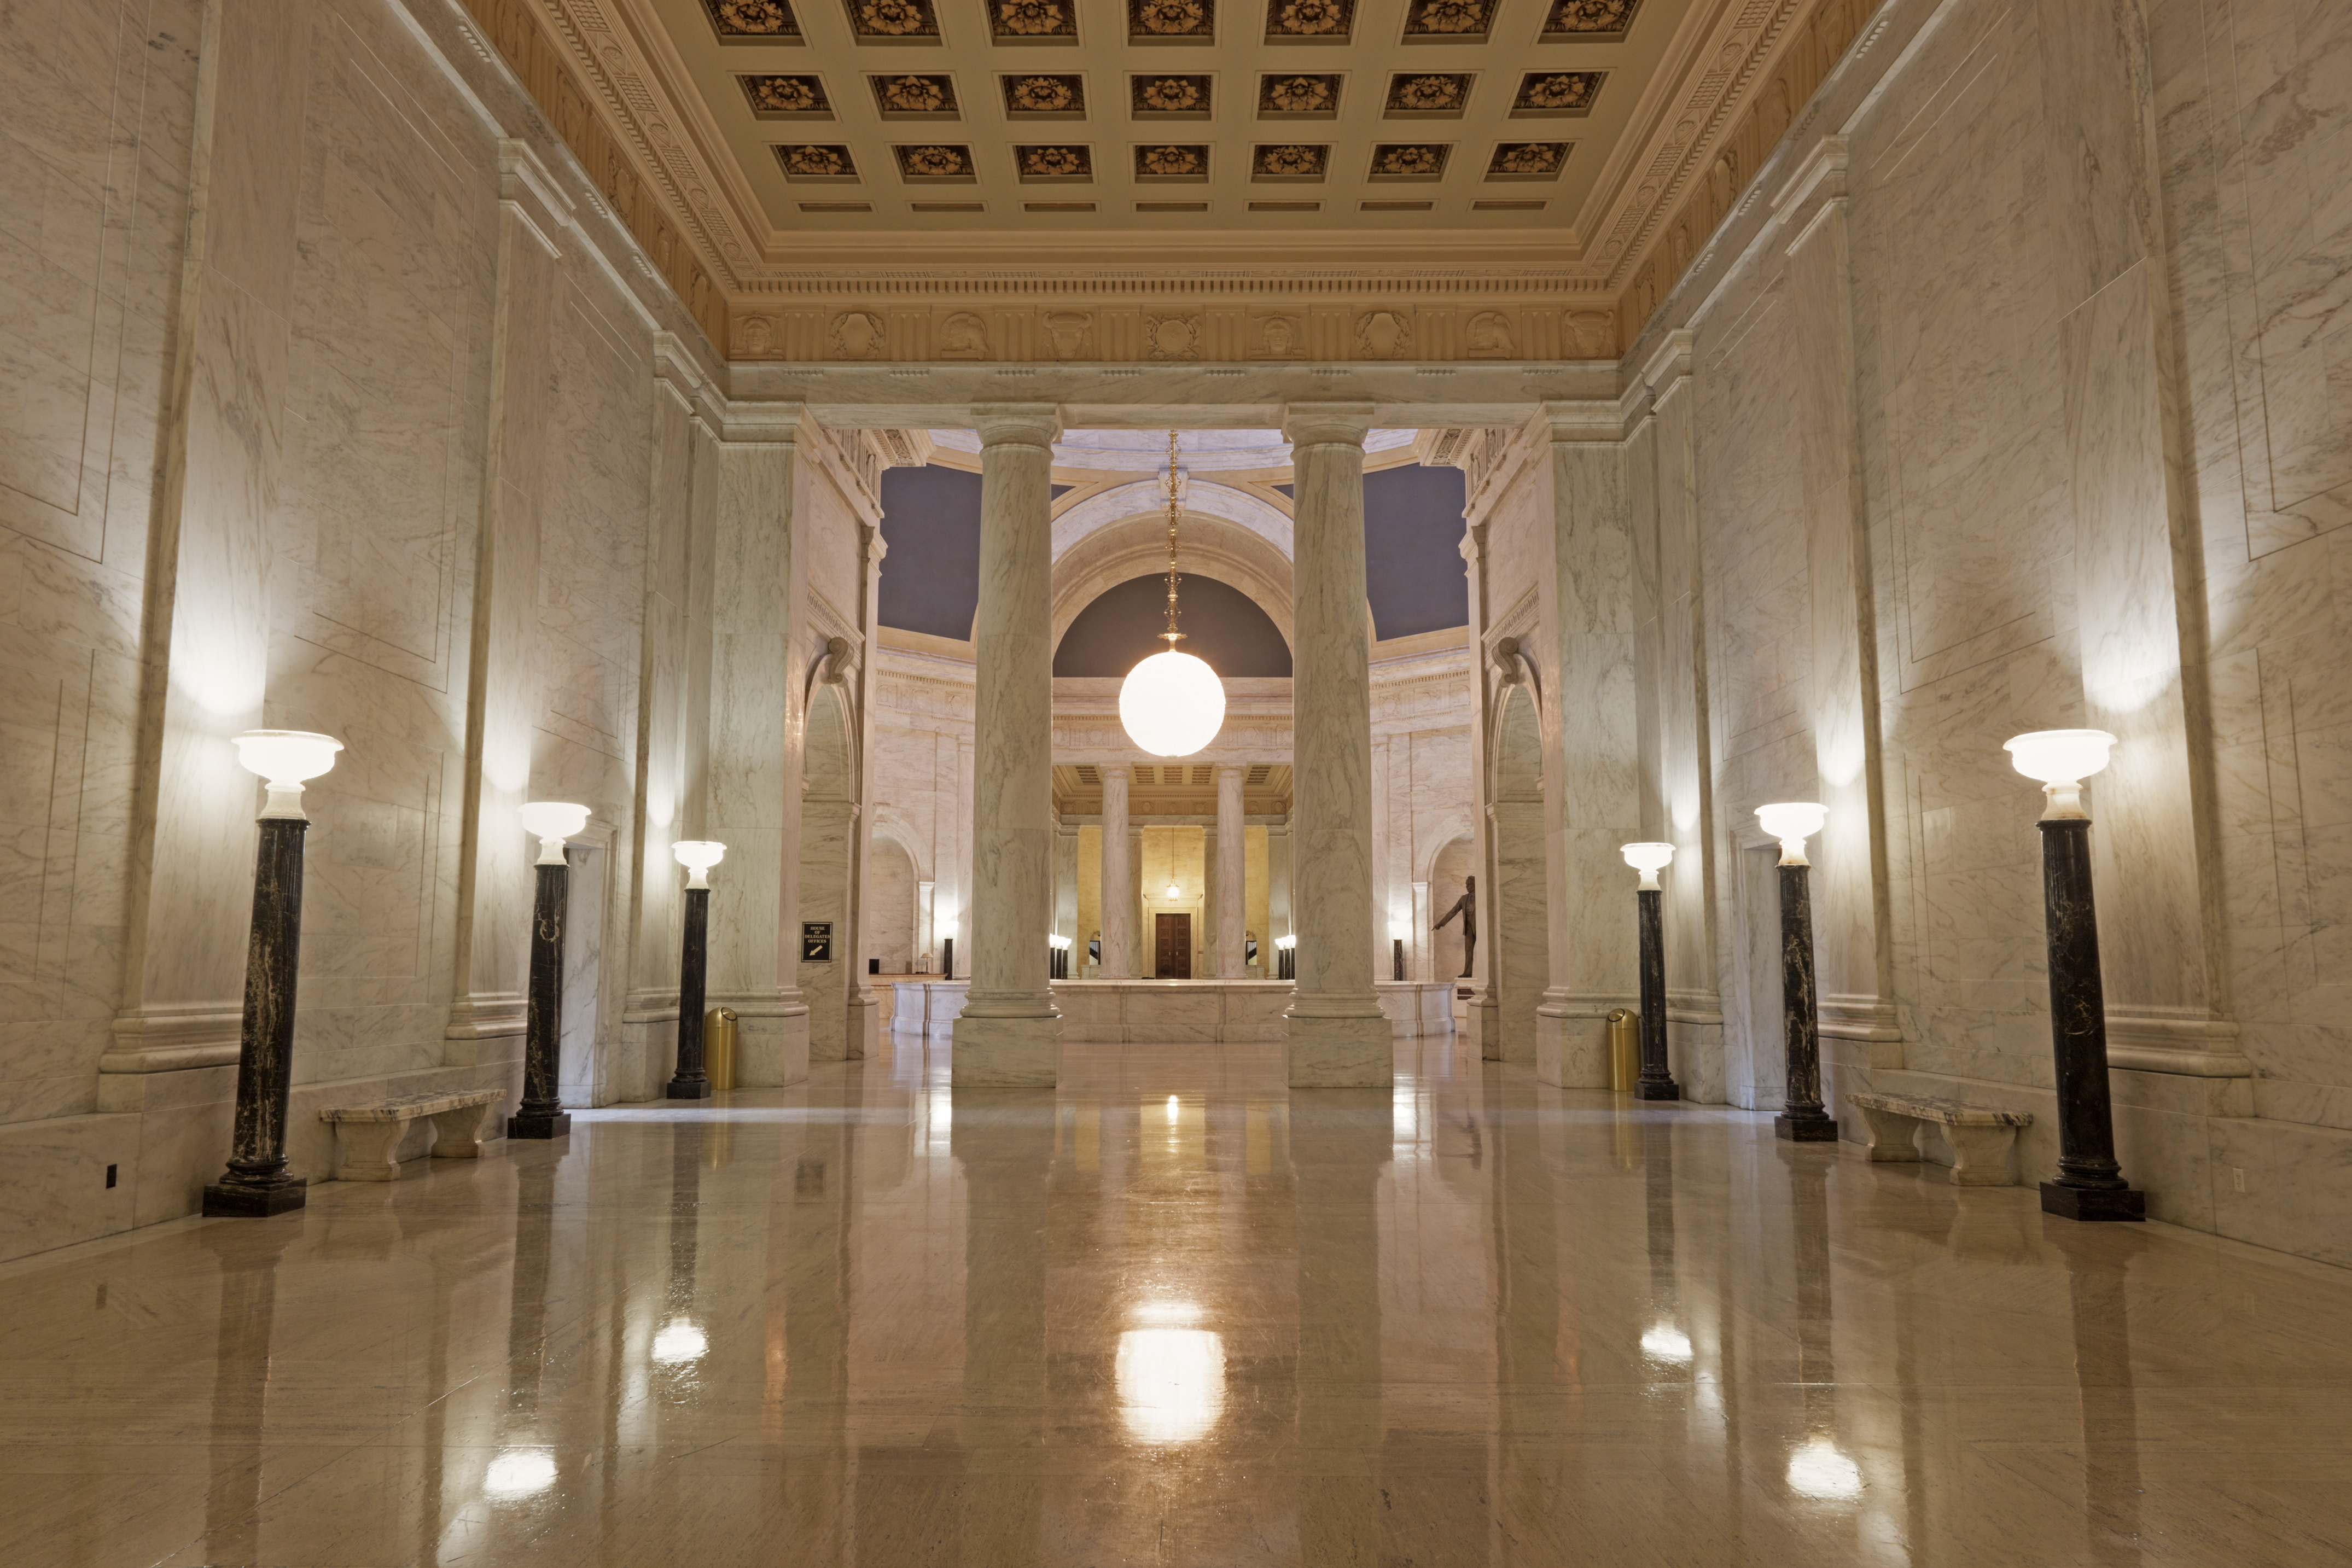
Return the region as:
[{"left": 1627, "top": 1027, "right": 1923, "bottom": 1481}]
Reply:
[
  {"left": 671, "top": 838, "right": 726, "bottom": 888},
  {"left": 232, "top": 730, "right": 344, "bottom": 820},
  {"left": 1756, "top": 802, "right": 1829, "bottom": 866},
  {"left": 1389, "top": 919, "right": 1410, "bottom": 942},
  {"left": 2003, "top": 729, "right": 2116, "bottom": 818},
  {"left": 520, "top": 801, "right": 591, "bottom": 865},
  {"left": 1274, "top": 934, "right": 1296, "bottom": 952},
  {"left": 1166, "top": 882, "right": 1183, "bottom": 901},
  {"left": 1119, "top": 648, "right": 1226, "bottom": 758},
  {"left": 1620, "top": 841, "right": 1676, "bottom": 890}
]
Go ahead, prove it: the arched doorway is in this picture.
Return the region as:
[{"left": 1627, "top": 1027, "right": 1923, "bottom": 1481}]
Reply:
[
  {"left": 800, "top": 686, "right": 855, "bottom": 1062},
  {"left": 1493, "top": 686, "right": 1547, "bottom": 1065},
  {"left": 1429, "top": 834, "right": 1475, "bottom": 984},
  {"left": 865, "top": 830, "right": 917, "bottom": 976}
]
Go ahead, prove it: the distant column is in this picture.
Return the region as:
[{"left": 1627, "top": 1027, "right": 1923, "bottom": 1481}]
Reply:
[
  {"left": 1100, "top": 765, "right": 1132, "bottom": 979},
  {"left": 1217, "top": 766, "right": 1247, "bottom": 977}
]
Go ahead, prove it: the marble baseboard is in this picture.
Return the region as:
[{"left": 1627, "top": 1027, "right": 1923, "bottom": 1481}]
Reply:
[
  {"left": 949, "top": 1015, "right": 1060, "bottom": 1086},
  {"left": 1534, "top": 1008, "right": 1609, "bottom": 1088},
  {"left": 1285, "top": 1013, "right": 1391, "bottom": 1087},
  {"left": 1052, "top": 981, "right": 1294, "bottom": 1044}
]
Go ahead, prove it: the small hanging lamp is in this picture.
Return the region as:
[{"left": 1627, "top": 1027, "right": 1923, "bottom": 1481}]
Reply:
[{"left": 1117, "top": 432, "right": 1227, "bottom": 757}]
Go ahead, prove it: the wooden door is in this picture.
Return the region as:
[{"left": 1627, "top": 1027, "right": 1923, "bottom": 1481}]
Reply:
[{"left": 1154, "top": 912, "right": 1192, "bottom": 978}]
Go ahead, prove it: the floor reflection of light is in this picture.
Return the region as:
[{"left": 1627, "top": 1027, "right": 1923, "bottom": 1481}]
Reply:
[
  {"left": 652, "top": 1317, "right": 707, "bottom": 1363},
  {"left": 1165, "top": 1094, "right": 1180, "bottom": 1123},
  {"left": 1641, "top": 1324, "right": 1692, "bottom": 1362},
  {"left": 1116, "top": 1328, "right": 1225, "bottom": 1443},
  {"left": 484, "top": 1449, "right": 557, "bottom": 1499},
  {"left": 1132, "top": 1298, "right": 1201, "bottom": 1325},
  {"left": 1786, "top": 1438, "right": 1864, "bottom": 1500}
]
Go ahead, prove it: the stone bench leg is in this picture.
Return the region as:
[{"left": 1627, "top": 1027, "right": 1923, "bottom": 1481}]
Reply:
[
  {"left": 332, "top": 1120, "right": 415, "bottom": 1181},
  {"left": 1858, "top": 1106, "right": 1923, "bottom": 1163},
  {"left": 1945, "top": 1124, "right": 2018, "bottom": 1187},
  {"left": 429, "top": 1101, "right": 499, "bottom": 1158}
]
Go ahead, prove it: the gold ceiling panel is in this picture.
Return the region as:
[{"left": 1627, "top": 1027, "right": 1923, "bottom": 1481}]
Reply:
[
  {"left": 660, "top": 0, "right": 1678, "bottom": 242},
  {"left": 479, "top": 0, "right": 1873, "bottom": 355}
]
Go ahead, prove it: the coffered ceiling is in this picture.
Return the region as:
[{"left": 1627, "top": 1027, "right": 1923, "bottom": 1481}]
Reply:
[{"left": 462, "top": 0, "right": 1887, "bottom": 355}]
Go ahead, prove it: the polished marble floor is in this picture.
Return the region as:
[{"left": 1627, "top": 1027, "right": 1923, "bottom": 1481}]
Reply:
[{"left": 6, "top": 1036, "right": 2351, "bottom": 1566}]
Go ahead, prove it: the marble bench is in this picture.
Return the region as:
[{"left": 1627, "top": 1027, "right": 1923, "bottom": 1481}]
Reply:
[
  {"left": 320, "top": 1089, "right": 504, "bottom": 1181},
  {"left": 1846, "top": 1091, "right": 2033, "bottom": 1187}
]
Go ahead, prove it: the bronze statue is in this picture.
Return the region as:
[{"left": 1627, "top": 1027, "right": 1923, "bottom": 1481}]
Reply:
[{"left": 1433, "top": 876, "right": 1477, "bottom": 979}]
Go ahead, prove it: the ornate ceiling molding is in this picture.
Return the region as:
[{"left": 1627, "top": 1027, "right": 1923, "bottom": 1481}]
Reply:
[{"left": 485, "top": 0, "right": 1881, "bottom": 358}]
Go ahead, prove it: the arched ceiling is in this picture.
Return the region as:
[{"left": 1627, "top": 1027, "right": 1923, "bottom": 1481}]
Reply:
[{"left": 1054, "top": 573, "right": 1293, "bottom": 677}]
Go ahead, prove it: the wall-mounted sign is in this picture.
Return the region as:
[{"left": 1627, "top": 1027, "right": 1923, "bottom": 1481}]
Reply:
[{"left": 801, "top": 921, "right": 833, "bottom": 963}]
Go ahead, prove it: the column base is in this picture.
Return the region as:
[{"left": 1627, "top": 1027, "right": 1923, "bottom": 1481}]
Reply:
[
  {"left": 202, "top": 1178, "right": 308, "bottom": 1217},
  {"left": 1285, "top": 1013, "right": 1392, "bottom": 1088},
  {"left": 665, "top": 1079, "right": 713, "bottom": 1100},
  {"left": 1635, "top": 1078, "right": 1681, "bottom": 1101},
  {"left": 950, "top": 1015, "right": 1060, "bottom": 1087},
  {"left": 2039, "top": 1180, "right": 2145, "bottom": 1222},
  {"left": 508, "top": 1111, "right": 573, "bottom": 1140},
  {"left": 1774, "top": 1112, "right": 1839, "bottom": 1142}
]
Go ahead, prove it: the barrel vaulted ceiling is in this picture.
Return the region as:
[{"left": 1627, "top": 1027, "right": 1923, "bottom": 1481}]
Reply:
[{"left": 459, "top": 0, "right": 1889, "bottom": 357}]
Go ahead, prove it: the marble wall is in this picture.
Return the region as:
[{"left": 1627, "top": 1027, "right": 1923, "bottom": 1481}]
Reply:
[
  {"left": 0, "top": 0, "right": 884, "bottom": 1263},
  {"left": 1513, "top": 0, "right": 2352, "bottom": 1267}
]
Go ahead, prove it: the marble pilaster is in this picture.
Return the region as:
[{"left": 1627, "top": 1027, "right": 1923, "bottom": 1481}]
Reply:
[
  {"left": 1216, "top": 766, "right": 1246, "bottom": 977},
  {"left": 1055, "top": 817, "right": 1080, "bottom": 949},
  {"left": 1535, "top": 407, "right": 1641, "bottom": 1088},
  {"left": 1457, "top": 524, "right": 1503, "bottom": 1058},
  {"left": 1771, "top": 147, "right": 1901, "bottom": 1091},
  {"left": 1099, "top": 766, "right": 1133, "bottom": 979},
  {"left": 1282, "top": 404, "right": 1390, "bottom": 1087},
  {"left": 844, "top": 523, "right": 890, "bottom": 1059},
  {"left": 952, "top": 404, "right": 1063, "bottom": 1086},
  {"left": 702, "top": 414, "right": 811, "bottom": 1086},
  {"left": 1267, "top": 819, "right": 1293, "bottom": 948}
]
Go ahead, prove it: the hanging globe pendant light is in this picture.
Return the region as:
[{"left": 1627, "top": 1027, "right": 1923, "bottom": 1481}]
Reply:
[{"left": 1117, "top": 432, "right": 1227, "bottom": 757}]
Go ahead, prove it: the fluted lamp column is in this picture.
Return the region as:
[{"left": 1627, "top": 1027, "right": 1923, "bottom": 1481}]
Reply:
[
  {"left": 952, "top": 404, "right": 1063, "bottom": 1086},
  {"left": 1282, "top": 404, "right": 1390, "bottom": 1087},
  {"left": 667, "top": 840, "right": 725, "bottom": 1100},
  {"left": 1621, "top": 842, "right": 1681, "bottom": 1101},
  {"left": 2006, "top": 730, "right": 2145, "bottom": 1222},
  {"left": 1757, "top": 803, "right": 1836, "bottom": 1141},
  {"left": 511, "top": 802, "right": 589, "bottom": 1139},
  {"left": 203, "top": 731, "right": 345, "bottom": 1218}
]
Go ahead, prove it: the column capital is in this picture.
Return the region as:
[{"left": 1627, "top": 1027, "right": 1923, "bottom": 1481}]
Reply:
[
  {"left": 969, "top": 402, "right": 1063, "bottom": 450},
  {"left": 1215, "top": 762, "right": 1247, "bottom": 780},
  {"left": 1282, "top": 402, "right": 1379, "bottom": 449},
  {"left": 1542, "top": 401, "right": 1627, "bottom": 445}
]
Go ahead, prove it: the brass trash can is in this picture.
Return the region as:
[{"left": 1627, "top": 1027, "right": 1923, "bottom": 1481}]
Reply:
[
  {"left": 705, "top": 1007, "right": 739, "bottom": 1093},
  {"left": 1606, "top": 1007, "right": 1639, "bottom": 1092}
]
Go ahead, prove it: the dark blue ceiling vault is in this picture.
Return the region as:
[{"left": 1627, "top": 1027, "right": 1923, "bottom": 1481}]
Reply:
[
  {"left": 877, "top": 461, "right": 1469, "bottom": 646},
  {"left": 1053, "top": 574, "right": 1293, "bottom": 678}
]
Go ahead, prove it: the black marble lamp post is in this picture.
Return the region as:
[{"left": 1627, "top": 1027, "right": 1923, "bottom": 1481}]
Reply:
[
  {"left": 1390, "top": 922, "right": 1407, "bottom": 982},
  {"left": 204, "top": 730, "right": 345, "bottom": 1218},
  {"left": 942, "top": 936, "right": 954, "bottom": 980},
  {"left": 1759, "top": 802, "right": 1838, "bottom": 1142},
  {"left": 1049, "top": 934, "right": 1070, "bottom": 980},
  {"left": 1276, "top": 934, "right": 1296, "bottom": 981},
  {"left": 510, "top": 802, "right": 589, "bottom": 1140},
  {"left": 1621, "top": 842, "right": 1681, "bottom": 1101},
  {"left": 2005, "top": 730, "right": 2145, "bottom": 1222},
  {"left": 667, "top": 840, "right": 725, "bottom": 1100}
]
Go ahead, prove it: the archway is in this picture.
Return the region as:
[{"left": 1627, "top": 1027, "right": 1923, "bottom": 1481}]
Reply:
[
  {"left": 1052, "top": 573, "right": 1292, "bottom": 677},
  {"left": 1493, "top": 685, "right": 1547, "bottom": 1065},
  {"left": 865, "top": 830, "right": 917, "bottom": 975},
  {"left": 799, "top": 686, "right": 856, "bottom": 1062},
  {"left": 1429, "top": 833, "right": 1475, "bottom": 985}
]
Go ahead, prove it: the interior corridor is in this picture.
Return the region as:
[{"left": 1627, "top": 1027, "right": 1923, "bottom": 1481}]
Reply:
[{"left": 4, "top": 1036, "right": 2345, "bottom": 1567}]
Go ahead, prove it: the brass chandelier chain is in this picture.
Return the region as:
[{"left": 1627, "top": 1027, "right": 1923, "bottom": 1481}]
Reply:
[{"left": 1162, "top": 429, "right": 1185, "bottom": 646}]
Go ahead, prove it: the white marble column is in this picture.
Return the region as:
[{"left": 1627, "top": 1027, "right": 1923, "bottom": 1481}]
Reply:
[
  {"left": 1457, "top": 522, "right": 1503, "bottom": 1058},
  {"left": 1099, "top": 766, "right": 1133, "bottom": 979},
  {"left": 1216, "top": 765, "right": 1247, "bottom": 977},
  {"left": 1267, "top": 818, "right": 1293, "bottom": 947},
  {"left": 1282, "top": 404, "right": 1390, "bottom": 1086},
  {"left": 843, "top": 522, "right": 890, "bottom": 1059},
  {"left": 917, "top": 879, "right": 936, "bottom": 971},
  {"left": 1054, "top": 817, "right": 1079, "bottom": 949},
  {"left": 1534, "top": 405, "right": 1640, "bottom": 1089},
  {"left": 952, "top": 404, "right": 1063, "bottom": 1086}
]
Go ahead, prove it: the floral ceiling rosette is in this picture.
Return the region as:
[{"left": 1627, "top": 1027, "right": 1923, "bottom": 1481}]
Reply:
[
  {"left": 1258, "top": 74, "right": 1336, "bottom": 115},
  {"left": 743, "top": 74, "right": 827, "bottom": 114},
  {"left": 1251, "top": 143, "right": 1328, "bottom": 178},
  {"left": 1133, "top": 76, "right": 1209, "bottom": 114},
  {"left": 1386, "top": 74, "right": 1468, "bottom": 113},
  {"left": 706, "top": 0, "right": 799, "bottom": 36},
  {"left": 845, "top": 0, "right": 939, "bottom": 38},
  {"left": 1514, "top": 72, "right": 1604, "bottom": 113}
]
